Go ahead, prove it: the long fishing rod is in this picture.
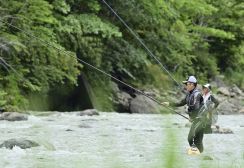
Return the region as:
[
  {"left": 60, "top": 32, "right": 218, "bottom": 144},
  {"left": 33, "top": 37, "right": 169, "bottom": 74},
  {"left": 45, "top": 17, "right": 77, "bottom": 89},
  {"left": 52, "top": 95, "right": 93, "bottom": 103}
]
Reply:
[
  {"left": 0, "top": 19, "right": 189, "bottom": 120},
  {"left": 101, "top": 0, "right": 182, "bottom": 88}
]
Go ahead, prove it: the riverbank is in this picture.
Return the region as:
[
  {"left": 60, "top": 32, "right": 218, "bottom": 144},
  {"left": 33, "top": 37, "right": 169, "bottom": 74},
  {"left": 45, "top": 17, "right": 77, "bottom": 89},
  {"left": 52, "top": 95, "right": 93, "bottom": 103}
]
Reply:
[{"left": 112, "top": 80, "right": 244, "bottom": 115}]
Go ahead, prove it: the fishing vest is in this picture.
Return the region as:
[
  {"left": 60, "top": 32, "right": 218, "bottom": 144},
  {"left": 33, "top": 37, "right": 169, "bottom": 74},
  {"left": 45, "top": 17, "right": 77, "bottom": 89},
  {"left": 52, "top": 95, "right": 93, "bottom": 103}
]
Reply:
[
  {"left": 186, "top": 89, "right": 202, "bottom": 112},
  {"left": 185, "top": 89, "right": 203, "bottom": 119}
]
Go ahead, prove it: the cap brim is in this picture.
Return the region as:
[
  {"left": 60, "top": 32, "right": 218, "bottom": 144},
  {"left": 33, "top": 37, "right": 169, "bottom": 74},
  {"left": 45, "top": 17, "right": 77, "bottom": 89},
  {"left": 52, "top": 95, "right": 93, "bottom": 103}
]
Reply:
[{"left": 182, "top": 81, "right": 188, "bottom": 84}]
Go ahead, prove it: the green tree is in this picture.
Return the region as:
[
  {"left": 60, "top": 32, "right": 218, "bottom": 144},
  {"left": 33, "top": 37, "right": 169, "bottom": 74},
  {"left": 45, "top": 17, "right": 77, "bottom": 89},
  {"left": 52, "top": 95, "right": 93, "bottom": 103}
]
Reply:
[{"left": 0, "top": 0, "right": 80, "bottom": 111}]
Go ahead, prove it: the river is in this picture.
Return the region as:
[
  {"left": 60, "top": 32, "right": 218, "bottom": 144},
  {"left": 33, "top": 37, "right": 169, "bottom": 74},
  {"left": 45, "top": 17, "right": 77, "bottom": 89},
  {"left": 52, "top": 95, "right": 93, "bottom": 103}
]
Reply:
[{"left": 0, "top": 112, "right": 243, "bottom": 168}]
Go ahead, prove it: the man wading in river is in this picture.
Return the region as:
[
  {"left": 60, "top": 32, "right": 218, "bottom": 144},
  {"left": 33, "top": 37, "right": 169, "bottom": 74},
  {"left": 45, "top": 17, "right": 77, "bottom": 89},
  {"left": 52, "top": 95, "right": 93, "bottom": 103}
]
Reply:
[
  {"left": 163, "top": 76, "right": 204, "bottom": 153},
  {"left": 202, "top": 83, "right": 219, "bottom": 134}
]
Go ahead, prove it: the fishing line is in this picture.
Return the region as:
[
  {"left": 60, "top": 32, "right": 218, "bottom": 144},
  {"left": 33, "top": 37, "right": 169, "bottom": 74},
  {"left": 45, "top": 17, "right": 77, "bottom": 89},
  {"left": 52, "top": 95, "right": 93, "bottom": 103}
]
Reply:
[{"left": 101, "top": 0, "right": 182, "bottom": 88}]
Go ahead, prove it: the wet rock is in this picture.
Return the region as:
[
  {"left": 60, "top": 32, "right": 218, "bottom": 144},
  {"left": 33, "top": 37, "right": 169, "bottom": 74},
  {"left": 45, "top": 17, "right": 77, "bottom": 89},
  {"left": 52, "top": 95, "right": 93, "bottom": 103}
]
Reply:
[
  {"left": 129, "top": 94, "right": 161, "bottom": 113},
  {"left": 65, "top": 129, "right": 73, "bottom": 131},
  {"left": 0, "top": 138, "right": 39, "bottom": 149},
  {"left": 0, "top": 112, "right": 28, "bottom": 121},
  {"left": 78, "top": 109, "right": 99, "bottom": 116},
  {"left": 217, "top": 87, "right": 230, "bottom": 96},
  {"left": 211, "top": 125, "right": 233, "bottom": 134}
]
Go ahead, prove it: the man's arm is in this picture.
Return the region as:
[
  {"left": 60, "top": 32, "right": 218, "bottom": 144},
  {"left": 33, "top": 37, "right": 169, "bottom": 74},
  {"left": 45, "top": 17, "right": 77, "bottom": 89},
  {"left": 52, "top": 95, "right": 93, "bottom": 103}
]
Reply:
[
  {"left": 170, "top": 97, "right": 186, "bottom": 107},
  {"left": 211, "top": 95, "right": 219, "bottom": 108}
]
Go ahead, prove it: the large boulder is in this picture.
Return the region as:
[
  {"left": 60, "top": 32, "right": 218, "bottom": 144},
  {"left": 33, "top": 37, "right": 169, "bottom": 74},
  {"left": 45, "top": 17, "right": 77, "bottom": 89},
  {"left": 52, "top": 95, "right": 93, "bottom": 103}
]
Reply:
[
  {"left": 77, "top": 109, "right": 99, "bottom": 116},
  {"left": 230, "top": 84, "right": 243, "bottom": 96},
  {"left": 229, "top": 98, "right": 243, "bottom": 112},
  {"left": 217, "top": 87, "right": 231, "bottom": 96},
  {"left": 116, "top": 92, "right": 132, "bottom": 112},
  {"left": 0, "top": 112, "right": 28, "bottom": 121},
  {"left": 129, "top": 94, "right": 161, "bottom": 113},
  {"left": 218, "top": 100, "right": 236, "bottom": 114},
  {"left": 0, "top": 139, "right": 39, "bottom": 149},
  {"left": 111, "top": 82, "right": 132, "bottom": 112}
]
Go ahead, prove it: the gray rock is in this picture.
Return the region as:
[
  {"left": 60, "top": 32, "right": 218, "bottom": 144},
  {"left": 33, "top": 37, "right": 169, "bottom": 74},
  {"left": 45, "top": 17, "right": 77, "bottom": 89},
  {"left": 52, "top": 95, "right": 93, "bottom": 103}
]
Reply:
[
  {"left": 143, "top": 91, "right": 157, "bottom": 97},
  {"left": 0, "top": 112, "right": 28, "bottom": 121},
  {"left": 231, "top": 84, "right": 243, "bottom": 95},
  {"left": 217, "top": 87, "right": 230, "bottom": 96},
  {"left": 211, "top": 125, "right": 233, "bottom": 134},
  {"left": 129, "top": 94, "right": 161, "bottom": 113},
  {"left": 228, "top": 98, "right": 243, "bottom": 113},
  {"left": 238, "top": 108, "right": 244, "bottom": 114},
  {"left": 78, "top": 109, "right": 99, "bottom": 116},
  {"left": 211, "top": 75, "right": 226, "bottom": 87},
  {"left": 214, "top": 94, "right": 227, "bottom": 102},
  {"left": 0, "top": 139, "right": 39, "bottom": 149},
  {"left": 218, "top": 100, "right": 235, "bottom": 114},
  {"left": 116, "top": 91, "right": 132, "bottom": 112},
  {"left": 111, "top": 82, "right": 132, "bottom": 112}
]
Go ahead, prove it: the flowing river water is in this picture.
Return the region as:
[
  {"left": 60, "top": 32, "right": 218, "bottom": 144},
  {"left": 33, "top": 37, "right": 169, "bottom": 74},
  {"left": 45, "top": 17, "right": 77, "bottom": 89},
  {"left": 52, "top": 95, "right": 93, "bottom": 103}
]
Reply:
[{"left": 0, "top": 112, "right": 243, "bottom": 168}]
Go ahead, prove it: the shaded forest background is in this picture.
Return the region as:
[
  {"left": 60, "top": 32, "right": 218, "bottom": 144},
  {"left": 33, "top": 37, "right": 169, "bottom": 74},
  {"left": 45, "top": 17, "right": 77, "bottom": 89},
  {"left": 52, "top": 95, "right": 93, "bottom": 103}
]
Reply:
[{"left": 0, "top": 0, "right": 243, "bottom": 111}]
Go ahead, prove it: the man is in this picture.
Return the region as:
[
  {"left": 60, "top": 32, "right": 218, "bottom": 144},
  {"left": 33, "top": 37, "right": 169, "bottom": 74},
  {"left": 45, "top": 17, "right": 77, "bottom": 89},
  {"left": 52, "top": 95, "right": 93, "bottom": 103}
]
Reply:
[
  {"left": 202, "top": 83, "right": 219, "bottom": 134},
  {"left": 165, "top": 76, "right": 204, "bottom": 153}
]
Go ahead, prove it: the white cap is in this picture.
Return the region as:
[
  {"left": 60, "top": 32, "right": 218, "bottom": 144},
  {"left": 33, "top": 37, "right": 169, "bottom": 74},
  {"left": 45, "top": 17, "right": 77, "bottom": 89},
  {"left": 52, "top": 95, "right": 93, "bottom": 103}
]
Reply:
[
  {"left": 203, "top": 83, "right": 211, "bottom": 90},
  {"left": 183, "top": 76, "right": 197, "bottom": 84}
]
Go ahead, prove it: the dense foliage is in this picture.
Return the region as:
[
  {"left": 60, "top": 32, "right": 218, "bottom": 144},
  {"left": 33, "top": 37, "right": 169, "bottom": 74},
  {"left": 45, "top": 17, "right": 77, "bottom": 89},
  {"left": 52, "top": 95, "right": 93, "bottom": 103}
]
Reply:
[{"left": 0, "top": 0, "right": 243, "bottom": 111}]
